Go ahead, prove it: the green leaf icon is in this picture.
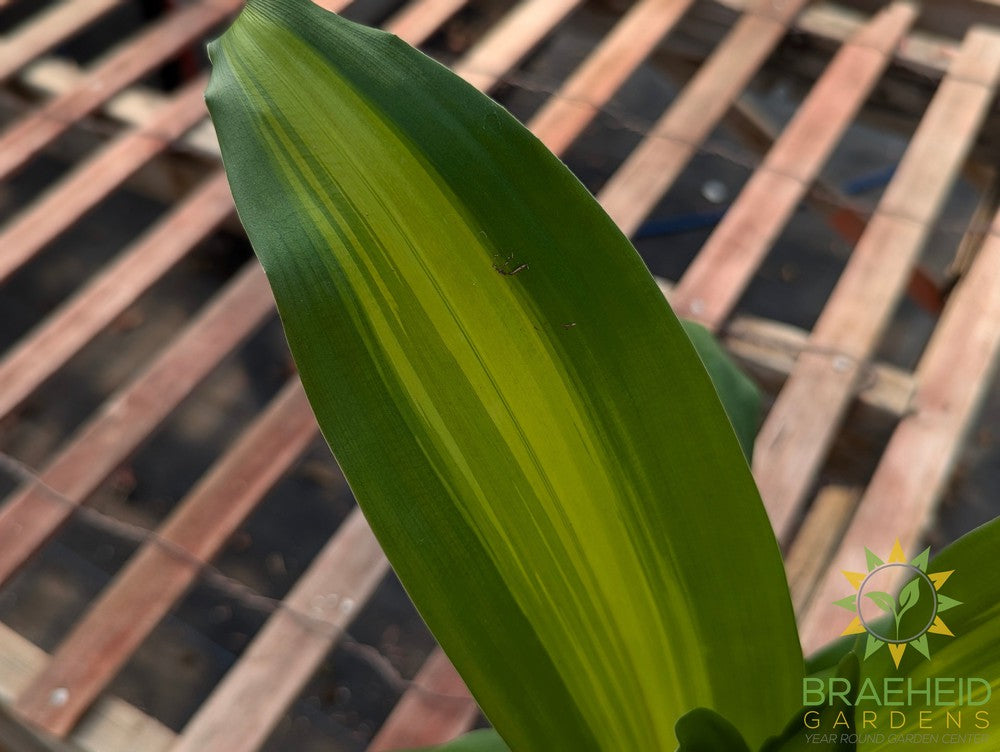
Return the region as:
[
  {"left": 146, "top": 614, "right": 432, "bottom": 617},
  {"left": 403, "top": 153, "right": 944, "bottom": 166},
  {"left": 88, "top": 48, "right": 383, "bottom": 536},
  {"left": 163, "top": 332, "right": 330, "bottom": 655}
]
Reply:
[
  {"left": 865, "top": 591, "right": 896, "bottom": 614},
  {"left": 897, "top": 578, "right": 921, "bottom": 620}
]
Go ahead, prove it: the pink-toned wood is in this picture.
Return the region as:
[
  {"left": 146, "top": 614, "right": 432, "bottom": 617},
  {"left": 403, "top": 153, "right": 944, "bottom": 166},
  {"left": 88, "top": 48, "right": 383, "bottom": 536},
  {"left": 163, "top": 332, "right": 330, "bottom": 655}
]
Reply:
[
  {"left": 452, "top": 0, "right": 583, "bottom": 92},
  {"left": 13, "top": 381, "right": 319, "bottom": 737},
  {"left": 0, "top": 74, "right": 209, "bottom": 284},
  {"left": 0, "top": 0, "right": 125, "bottom": 82},
  {"left": 0, "top": 263, "right": 274, "bottom": 589},
  {"left": 597, "top": 1, "right": 812, "bottom": 235},
  {"left": 753, "top": 28, "right": 1000, "bottom": 544},
  {"left": 0, "top": 171, "right": 233, "bottom": 421},
  {"left": 0, "top": 0, "right": 242, "bottom": 183},
  {"left": 170, "top": 509, "right": 390, "bottom": 752},
  {"left": 311, "top": 0, "right": 353, "bottom": 11},
  {"left": 671, "top": 2, "right": 919, "bottom": 330},
  {"left": 0, "top": 3, "right": 498, "bottom": 744},
  {"left": 799, "top": 210, "right": 1000, "bottom": 653},
  {"left": 384, "top": 0, "right": 467, "bottom": 43},
  {"left": 368, "top": 649, "right": 477, "bottom": 752},
  {"left": 746, "top": 0, "right": 814, "bottom": 25},
  {"left": 783, "top": 485, "right": 862, "bottom": 614},
  {"left": 529, "top": 0, "right": 695, "bottom": 155}
]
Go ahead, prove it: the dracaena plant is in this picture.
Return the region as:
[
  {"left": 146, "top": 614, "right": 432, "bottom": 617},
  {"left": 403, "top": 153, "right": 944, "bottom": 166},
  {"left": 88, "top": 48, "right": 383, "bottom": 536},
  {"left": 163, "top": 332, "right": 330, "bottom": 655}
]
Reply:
[{"left": 205, "top": 2, "right": 1000, "bottom": 750}]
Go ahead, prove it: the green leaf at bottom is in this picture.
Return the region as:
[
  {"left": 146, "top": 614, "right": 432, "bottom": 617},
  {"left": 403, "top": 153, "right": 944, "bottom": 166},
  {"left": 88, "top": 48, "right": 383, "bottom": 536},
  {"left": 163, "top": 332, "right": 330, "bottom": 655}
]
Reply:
[{"left": 406, "top": 730, "right": 509, "bottom": 752}]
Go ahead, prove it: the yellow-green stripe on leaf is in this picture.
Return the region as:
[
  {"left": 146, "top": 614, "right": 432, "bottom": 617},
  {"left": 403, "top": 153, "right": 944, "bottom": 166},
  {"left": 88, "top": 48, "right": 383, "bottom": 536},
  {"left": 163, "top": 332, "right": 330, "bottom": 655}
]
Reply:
[{"left": 206, "top": 1, "right": 803, "bottom": 749}]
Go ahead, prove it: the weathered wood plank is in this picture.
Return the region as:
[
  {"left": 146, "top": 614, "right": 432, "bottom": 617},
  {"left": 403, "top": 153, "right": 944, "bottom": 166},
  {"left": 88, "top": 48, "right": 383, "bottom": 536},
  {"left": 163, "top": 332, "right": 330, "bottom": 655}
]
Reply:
[
  {"left": 529, "top": 0, "right": 695, "bottom": 154},
  {"left": 384, "top": 0, "right": 467, "bottom": 44},
  {"left": 170, "top": 509, "right": 390, "bottom": 752},
  {"left": 0, "top": 623, "right": 175, "bottom": 752},
  {"left": 671, "top": 2, "right": 919, "bottom": 331},
  {"left": 753, "top": 28, "right": 1000, "bottom": 543},
  {"left": 0, "top": 263, "right": 274, "bottom": 589},
  {"left": 655, "top": 283, "right": 917, "bottom": 419},
  {"left": 13, "top": 382, "right": 319, "bottom": 737},
  {"left": 452, "top": 0, "right": 583, "bottom": 92},
  {"left": 0, "top": 0, "right": 242, "bottom": 182},
  {"left": 799, "top": 208, "right": 1000, "bottom": 653},
  {"left": 0, "top": 171, "right": 233, "bottom": 422},
  {"left": 598, "top": 0, "right": 812, "bottom": 235},
  {"left": 0, "top": 0, "right": 125, "bottom": 83},
  {"left": 783, "top": 485, "right": 862, "bottom": 614},
  {"left": 367, "top": 649, "right": 478, "bottom": 752},
  {"left": 0, "top": 74, "right": 209, "bottom": 284}
]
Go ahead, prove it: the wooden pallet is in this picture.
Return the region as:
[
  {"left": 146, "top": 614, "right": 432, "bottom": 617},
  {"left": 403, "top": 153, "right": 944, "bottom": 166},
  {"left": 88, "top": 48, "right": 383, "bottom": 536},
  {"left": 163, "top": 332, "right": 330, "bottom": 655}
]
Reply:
[{"left": 1, "top": 0, "right": 1000, "bottom": 749}]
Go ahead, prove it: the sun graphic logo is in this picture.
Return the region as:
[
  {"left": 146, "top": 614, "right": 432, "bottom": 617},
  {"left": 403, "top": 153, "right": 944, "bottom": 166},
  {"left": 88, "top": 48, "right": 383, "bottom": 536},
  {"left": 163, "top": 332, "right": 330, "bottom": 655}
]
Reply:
[{"left": 834, "top": 539, "right": 962, "bottom": 669}]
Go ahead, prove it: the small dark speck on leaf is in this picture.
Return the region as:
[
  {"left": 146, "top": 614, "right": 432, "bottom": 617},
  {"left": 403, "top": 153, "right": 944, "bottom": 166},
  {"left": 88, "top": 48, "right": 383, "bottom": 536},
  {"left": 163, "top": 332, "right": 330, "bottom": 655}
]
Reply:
[{"left": 492, "top": 253, "right": 528, "bottom": 276}]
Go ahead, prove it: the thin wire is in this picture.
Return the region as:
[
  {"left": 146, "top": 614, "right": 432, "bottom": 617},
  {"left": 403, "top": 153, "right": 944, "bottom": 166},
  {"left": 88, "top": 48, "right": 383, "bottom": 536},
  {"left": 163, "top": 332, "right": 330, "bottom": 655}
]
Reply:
[
  {"left": 3, "top": 49, "right": 995, "bottom": 243},
  {"left": 0, "top": 451, "right": 475, "bottom": 704}
]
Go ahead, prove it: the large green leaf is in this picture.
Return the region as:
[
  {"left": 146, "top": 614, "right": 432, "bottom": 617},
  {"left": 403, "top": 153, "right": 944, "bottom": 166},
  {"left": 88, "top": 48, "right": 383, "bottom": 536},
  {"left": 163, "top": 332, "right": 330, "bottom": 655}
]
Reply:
[
  {"left": 853, "top": 520, "right": 1000, "bottom": 751},
  {"left": 406, "top": 730, "right": 509, "bottom": 752},
  {"left": 206, "top": 2, "right": 803, "bottom": 749}
]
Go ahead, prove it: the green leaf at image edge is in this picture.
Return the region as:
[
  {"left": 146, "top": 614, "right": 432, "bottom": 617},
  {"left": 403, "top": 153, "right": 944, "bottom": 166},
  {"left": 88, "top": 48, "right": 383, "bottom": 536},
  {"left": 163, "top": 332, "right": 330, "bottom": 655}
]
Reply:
[
  {"left": 206, "top": 1, "right": 803, "bottom": 749},
  {"left": 854, "top": 518, "right": 1000, "bottom": 752},
  {"left": 405, "top": 730, "right": 509, "bottom": 752}
]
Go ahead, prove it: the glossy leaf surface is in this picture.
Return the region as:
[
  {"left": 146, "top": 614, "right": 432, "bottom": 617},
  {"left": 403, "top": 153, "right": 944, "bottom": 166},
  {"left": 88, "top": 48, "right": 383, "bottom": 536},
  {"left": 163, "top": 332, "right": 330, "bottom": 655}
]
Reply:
[{"left": 206, "top": 2, "right": 802, "bottom": 748}]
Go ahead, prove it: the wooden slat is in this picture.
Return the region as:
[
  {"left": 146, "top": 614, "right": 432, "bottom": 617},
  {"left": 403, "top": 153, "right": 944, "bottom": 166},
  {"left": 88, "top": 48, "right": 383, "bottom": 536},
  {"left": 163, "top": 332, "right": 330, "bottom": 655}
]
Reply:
[
  {"left": 671, "top": 2, "right": 919, "bottom": 331},
  {"left": 0, "top": 0, "right": 241, "bottom": 183},
  {"left": 170, "top": 509, "right": 390, "bottom": 752},
  {"left": 16, "top": 55, "right": 221, "bottom": 160},
  {"left": 720, "top": 313, "right": 915, "bottom": 418},
  {"left": 0, "top": 626, "right": 174, "bottom": 752},
  {"left": 452, "top": 0, "right": 583, "bottom": 92},
  {"left": 0, "top": 0, "right": 125, "bottom": 82},
  {"left": 753, "top": 28, "right": 1000, "bottom": 543},
  {"left": 0, "top": 263, "right": 274, "bottom": 589},
  {"left": 312, "top": 0, "right": 353, "bottom": 11},
  {"left": 690, "top": 0, "right": 958, "bottom": 81},
  {"left": 0, "top": 74, "right": 209, "bottom": 284},
  {"left": 655, "top": 277, "right": 917, "bottom": 418},
  {"left": 597, "top": 0, "right": 812, "bottom": 235},
  {"left": 0, "top": 171, "right": 233, "bottom": 422},
  {"left": 13, "top": 381, "right": 318, "bottom": 736},
  {"left": 367, "top": 649, "right": 477, "bottom": 752},
  {"left": 783, "top": 485, "right": 861, "bottom": 614},
  {"left": 384, "top": 0, "right": 467, "bottom": 44},
  {"left": 799, "top": 209, "right": 1000, "bottom": 653},
  {"left": 0, "top": 1, "right": 492, "bottom": 744},
  {"left": 529, "top": 0, "right": 695, "bottom": 154}
]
